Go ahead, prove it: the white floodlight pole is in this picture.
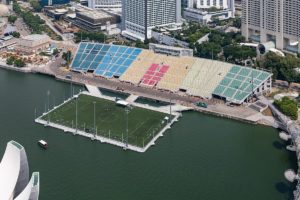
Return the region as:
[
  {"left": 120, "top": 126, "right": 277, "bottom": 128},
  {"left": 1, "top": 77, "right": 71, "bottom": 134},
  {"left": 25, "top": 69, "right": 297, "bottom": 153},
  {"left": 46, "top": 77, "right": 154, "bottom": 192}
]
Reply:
[{"left": 93, "top": 101, "right": 96, "bottom": 134}]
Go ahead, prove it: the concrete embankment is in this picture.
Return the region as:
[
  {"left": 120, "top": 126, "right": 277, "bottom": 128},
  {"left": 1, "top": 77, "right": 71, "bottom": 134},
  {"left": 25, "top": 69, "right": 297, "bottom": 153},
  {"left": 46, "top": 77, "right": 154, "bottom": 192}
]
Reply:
[{"left": 0, "top": 64, "right": 32, "bottom": 73}]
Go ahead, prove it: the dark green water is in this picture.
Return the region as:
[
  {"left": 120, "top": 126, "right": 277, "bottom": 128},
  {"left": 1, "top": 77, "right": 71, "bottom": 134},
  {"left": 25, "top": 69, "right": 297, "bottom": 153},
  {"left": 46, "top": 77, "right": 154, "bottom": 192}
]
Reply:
[{"left": 0, "top": 69, "right": 297, "bottom": 200}]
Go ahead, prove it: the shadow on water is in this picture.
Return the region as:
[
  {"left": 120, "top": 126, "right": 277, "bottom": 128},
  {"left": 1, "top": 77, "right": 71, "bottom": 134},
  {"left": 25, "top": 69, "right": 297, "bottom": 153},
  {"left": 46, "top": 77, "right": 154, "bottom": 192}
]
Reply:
[
  {"left": 273, "top": 140, "right": 287, "bottom": 150},
  {"left": 275, "top": 182, "right": 296, "bottom": 200}
]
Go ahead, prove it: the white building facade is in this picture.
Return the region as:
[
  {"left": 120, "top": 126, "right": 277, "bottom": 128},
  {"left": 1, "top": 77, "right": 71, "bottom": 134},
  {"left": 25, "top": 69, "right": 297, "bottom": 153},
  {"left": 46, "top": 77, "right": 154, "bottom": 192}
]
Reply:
[
  {"left": 88, "top": 0, "right": 121, "bottom": 9},
  {"left": 0, "top": 141, "right": 40, "bottom": 200},
  {"left": 122, "top": 0, "right": 181, "bottom": 41},
  {"left": 241, "top": 0, "right": 300, "bottom": 54},
  {"left": 187, "top": 0, "right": 233, "bottom": 9}
]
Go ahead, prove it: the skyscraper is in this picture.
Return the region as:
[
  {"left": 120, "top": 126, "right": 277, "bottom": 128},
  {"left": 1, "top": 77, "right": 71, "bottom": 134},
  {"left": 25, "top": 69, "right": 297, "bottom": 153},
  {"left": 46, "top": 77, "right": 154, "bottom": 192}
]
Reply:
[
  {"left": 122, "top": 0, "right": 181, "bottom": 41},
  {"left": 241, "top": 0, "right": 300, "bottom": 53},
  {"left": 187, "top": 0, "right": 234, "bottom": 9}
]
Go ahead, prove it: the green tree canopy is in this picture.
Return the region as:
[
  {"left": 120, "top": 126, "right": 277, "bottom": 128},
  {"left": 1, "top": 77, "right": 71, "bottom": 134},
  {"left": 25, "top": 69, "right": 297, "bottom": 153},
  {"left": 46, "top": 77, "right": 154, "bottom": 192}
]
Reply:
[
  {"left": 8, "top": 15, "right": 17, "bottom": 24},
  {"left": 74, "top": 31, "right": 106, "bottom": 43},
  {"left": 30, "top": 0, "right": 42, "bottom": 12},
  {"left": 257, "top": 52, "right": 300, "bottom": 83},
  {"left": 195, "top": 41, "right": 222, "bottom": 59},
  {"left": 274, "top": 96, "right": 298, "bottom": 120},
  {"left": 12, "top": 31, "right": 20, "bottom": 38},
  {"left": 62, "top": 51, "right": 72, "bottom": 65},
  {"left": 14, "top": 59, "right": 25, "bottom": 68},
  {"left": 223, "top": 45, "right": 256, "bottom": 63}
]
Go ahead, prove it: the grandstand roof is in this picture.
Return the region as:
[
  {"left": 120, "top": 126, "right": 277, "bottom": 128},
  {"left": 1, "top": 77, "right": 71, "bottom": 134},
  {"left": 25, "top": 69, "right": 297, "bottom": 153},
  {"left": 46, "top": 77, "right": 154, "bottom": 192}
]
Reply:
[{"left": 71, "top": 42, "right": 272, "bottom": 104}]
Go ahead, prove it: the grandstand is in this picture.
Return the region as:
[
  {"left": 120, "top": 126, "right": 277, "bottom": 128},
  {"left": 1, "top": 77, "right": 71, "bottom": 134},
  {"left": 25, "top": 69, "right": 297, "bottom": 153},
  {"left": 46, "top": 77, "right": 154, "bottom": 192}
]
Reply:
[
  {"left": 120, "top": 51, "right": 196, "bottom": 90},
  {"left": 71, "top": 42, "right": 142, "bottom": 78},
  {"left": 213, "top": 66, "right": 272, "bottom": 104},
  {"left": 119, "top": 50, "right": 158, "bottom": 84},
  {"left": 140, "top": 63, "right": 169, "bottom": 87},
  {"left": 157, "top": 56, "right": 196, "bottom": 91},
  {"left": 181, "top": 59, "right": 232, "bottom": 98},
  {"left": 71, "top": 42, "right": 272, "bottom": 104}
]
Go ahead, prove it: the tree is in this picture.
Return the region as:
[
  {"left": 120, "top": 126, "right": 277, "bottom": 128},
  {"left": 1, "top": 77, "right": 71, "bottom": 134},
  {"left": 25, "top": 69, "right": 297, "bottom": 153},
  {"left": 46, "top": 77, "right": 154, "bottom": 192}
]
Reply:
[
  {"left": 135, "top": 39, "right": 148, "bottom": 49},
  {"left": 74, "top": 31, "right": 105, "bottom": 43},
  {"left": 12, "top": 31, "right": 20, "bottom": 38},
  {"left": 6, "top": 57, "right": 15, "bottom": 65},
  {"left": 223, "top": 45, "right": 256, "bottom": 63},
  {"left": 8, "top": 15, "right": 17, "bottom": 24},
  {"left": 52, "top": 48, "right": 59, "bottom": 56},
  {"left": 13, "top": 1, "right": 45, "bottom": 34},
  {"left": 195, "top": 41, "right": 222, "bottom": 59},
  {"left": 14, "top": 59, "right": 25, "bottom": 68},
  {"left": 232, "top": 18, "right": 241, "bottom": 29},
  {"left": 257, "top": 52, "right": 300, "bottom": 82},
  {"left": 274, "top": 97, "right": 298, "bottom": 120},
  {"left": 62, "top": 51, "right": 72, "bottom": 65},
  {"left": 30, "top": 0, "right": 42, "bottom": 12}
]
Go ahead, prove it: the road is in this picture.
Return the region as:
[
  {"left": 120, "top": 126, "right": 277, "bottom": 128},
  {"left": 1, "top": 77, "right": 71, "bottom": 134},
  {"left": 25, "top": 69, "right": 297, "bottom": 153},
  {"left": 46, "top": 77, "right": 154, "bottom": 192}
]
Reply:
[
  {"left": 14, "top": 17, "right": 30, "bottom": 37},
  {"left": 37, "top": 13, "right": 75, "bottom": 46}
]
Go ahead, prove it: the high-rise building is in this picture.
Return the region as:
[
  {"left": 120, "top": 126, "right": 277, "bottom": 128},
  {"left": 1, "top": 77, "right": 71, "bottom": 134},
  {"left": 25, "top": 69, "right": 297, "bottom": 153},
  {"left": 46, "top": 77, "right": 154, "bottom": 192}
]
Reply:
[
  {"left": 184, "top": 0, "right": 235, "bottom": 24},
  {"left": 88, "top": 0, "right": 121, "bottom": 9},
  {"left": 241, "top": 0, "right": 300, "bottom": 53},
  {"left": 122, "top": 0, "right": 181, "bottom": 41},
  {"left": 40, "top": 0, "right": 70, "bottom": 7},
  {"left": 187, "top": 0, "right": 233, "bottom": 9}
]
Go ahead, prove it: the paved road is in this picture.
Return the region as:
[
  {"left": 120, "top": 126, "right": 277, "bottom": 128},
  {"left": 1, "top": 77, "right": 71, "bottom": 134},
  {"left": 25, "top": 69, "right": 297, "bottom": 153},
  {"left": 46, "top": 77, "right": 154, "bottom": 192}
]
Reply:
[
  {"left": 37, "top": 13, "right": 75, "bottom": 46},
  {"left": 14, "top": 17, "right": 30, "bottom": 37}
]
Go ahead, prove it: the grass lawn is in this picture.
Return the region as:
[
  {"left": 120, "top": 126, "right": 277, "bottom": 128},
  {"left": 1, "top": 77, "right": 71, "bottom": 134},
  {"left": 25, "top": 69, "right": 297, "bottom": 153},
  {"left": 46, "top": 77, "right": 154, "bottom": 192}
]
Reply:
[{"left": 42, "top": 94, "right": 172, "bottom": 147}]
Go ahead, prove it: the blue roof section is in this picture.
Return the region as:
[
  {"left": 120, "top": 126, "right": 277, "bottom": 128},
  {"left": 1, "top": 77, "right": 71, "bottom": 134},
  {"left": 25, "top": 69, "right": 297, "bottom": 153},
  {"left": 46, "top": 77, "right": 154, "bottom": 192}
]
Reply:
[
  {"left": 213, "top": 66, "right": 272, "bottom": 104},
  {"left": 71, "top": 42, "right": 142, "bottom": 78}
]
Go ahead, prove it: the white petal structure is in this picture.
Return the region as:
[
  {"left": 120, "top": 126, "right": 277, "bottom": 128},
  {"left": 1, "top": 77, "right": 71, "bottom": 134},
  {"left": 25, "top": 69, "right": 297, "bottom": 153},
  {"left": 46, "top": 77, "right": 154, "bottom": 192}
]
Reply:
[{"left": 0, "top": 141, "right": 40, "bottom": 200}]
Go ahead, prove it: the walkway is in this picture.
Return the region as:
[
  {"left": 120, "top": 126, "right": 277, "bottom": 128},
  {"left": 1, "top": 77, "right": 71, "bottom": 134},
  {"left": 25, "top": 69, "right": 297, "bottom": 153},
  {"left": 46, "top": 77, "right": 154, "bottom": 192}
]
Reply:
[
  {"left": 85, "top": 84, "right": 102, "bottom": 96},
  {"left": 126, "top": 94, "right": 139, "bottom": 103}
]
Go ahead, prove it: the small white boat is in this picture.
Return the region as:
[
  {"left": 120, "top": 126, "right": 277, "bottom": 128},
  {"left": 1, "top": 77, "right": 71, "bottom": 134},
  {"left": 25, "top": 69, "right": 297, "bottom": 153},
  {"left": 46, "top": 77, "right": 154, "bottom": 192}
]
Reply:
[{"left": 38, "top": 140, "right": 48, "bottom": 149}]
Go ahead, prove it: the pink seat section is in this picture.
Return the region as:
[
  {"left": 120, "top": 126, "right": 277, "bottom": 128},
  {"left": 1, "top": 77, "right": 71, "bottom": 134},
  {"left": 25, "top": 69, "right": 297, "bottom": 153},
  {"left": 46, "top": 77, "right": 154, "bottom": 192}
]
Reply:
[{"left": 140, "top": 64, "right": 169, "bottom": 86}]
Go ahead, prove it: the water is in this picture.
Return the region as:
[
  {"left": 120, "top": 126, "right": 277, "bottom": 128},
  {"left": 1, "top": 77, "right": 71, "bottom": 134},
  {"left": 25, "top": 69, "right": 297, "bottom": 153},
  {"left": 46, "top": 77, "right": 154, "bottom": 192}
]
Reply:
[{"left": 0, "top": 69, "right": 297, "bottom": 200}]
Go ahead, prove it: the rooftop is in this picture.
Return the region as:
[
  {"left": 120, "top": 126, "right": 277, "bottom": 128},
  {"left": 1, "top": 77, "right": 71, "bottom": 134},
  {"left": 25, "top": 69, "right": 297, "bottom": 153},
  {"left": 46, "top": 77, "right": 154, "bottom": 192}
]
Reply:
[
  {"left": 78, "top": 10, "right": 111, "bottom": 19},
  {"left": 22, "top": 34, "right": 50, "bottom": 41}
]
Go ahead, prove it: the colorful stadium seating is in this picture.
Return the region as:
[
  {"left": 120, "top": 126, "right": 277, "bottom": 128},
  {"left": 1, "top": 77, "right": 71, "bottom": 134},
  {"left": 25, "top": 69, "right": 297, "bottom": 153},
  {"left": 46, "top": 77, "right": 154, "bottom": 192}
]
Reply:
[
  {"left": 212, "top": 66, "right": 272, "bottom": 103},
  {"left": 71, "top": 43, "right": 272, "bottom": 104},
  {"left": 181, "top": 59, "right": 232, "bottom": 98},
  {"left": 119, "top": 50, "right": 158, "bottom": 84},
  {"left": 140, "top": 64, "right": 169, "bottom": 87},
  {"left": 156, "top": 56, "right": 196, "bottom": 91},
  {"left": 71, "top": 42, "right": 142, "bottom": 78}
]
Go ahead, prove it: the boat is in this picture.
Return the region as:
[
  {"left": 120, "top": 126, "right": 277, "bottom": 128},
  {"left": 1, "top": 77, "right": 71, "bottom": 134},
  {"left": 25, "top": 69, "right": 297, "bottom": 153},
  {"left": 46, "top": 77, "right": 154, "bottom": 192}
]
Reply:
[{"left": 38, "top": 140, "right": 48, "bottom": 149}]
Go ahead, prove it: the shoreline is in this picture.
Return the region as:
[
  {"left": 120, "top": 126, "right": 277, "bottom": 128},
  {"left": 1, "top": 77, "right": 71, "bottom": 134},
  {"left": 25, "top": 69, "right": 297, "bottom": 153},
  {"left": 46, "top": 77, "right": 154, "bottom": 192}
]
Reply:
[
  {"left": 0, "top": 63, "right": 271, "bottom": 127},
  {"left": 2, "top": 62, "right": 298, "bottom": 196}
]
